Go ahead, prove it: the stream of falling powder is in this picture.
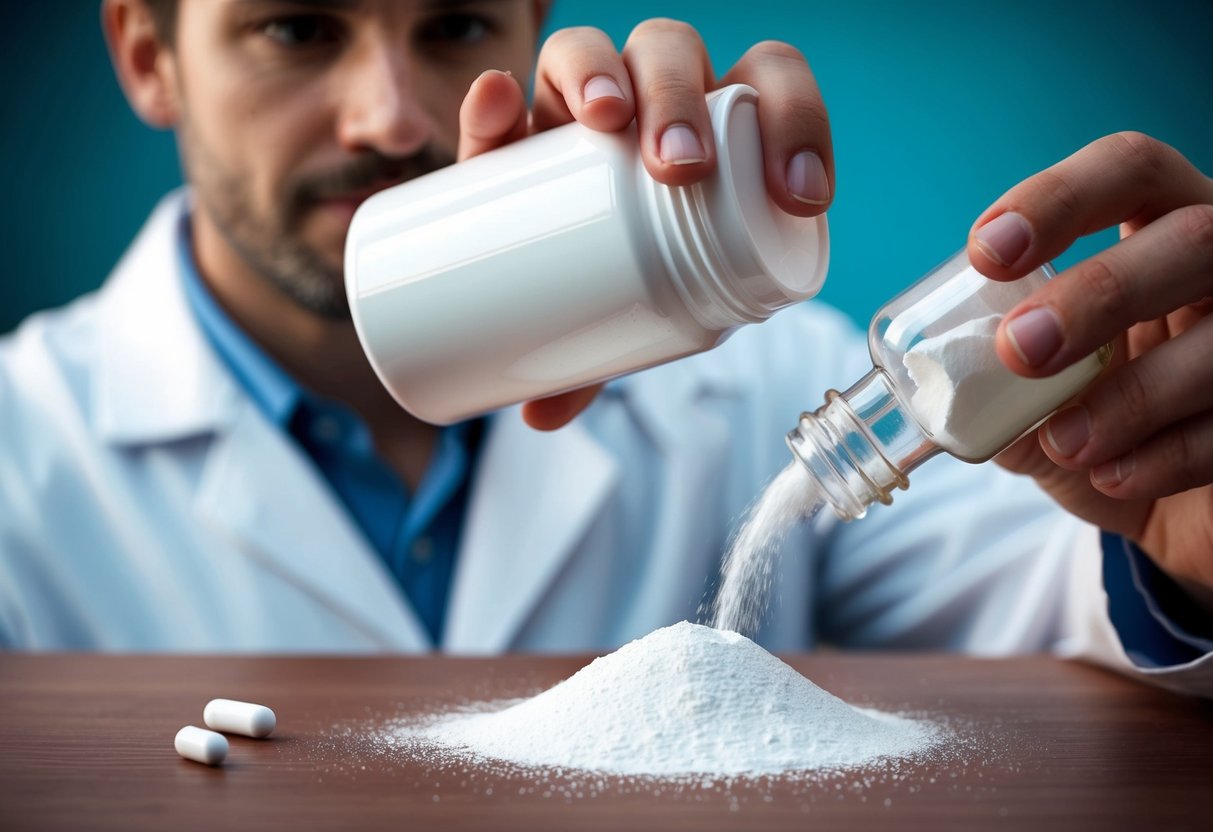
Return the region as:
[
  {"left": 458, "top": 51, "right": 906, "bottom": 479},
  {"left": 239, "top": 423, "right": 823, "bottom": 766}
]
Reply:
[{"left": 701, "top": 463, "right": 822, "bottom": 637}]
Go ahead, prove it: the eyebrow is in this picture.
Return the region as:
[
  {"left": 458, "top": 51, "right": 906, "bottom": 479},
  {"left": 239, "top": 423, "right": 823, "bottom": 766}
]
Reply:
[
  {"left": 231, "top": 0, "right": 360, "bottom": 8},
  {"left": 230, "top": 0, "right": 510, "bottom": 8}
]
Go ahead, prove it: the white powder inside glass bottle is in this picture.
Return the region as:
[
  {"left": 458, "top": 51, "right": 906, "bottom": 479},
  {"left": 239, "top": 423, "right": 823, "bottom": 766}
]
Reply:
[
  {"left": 411, "top": 622, "right": 938, "bottom": 777},
  {"left": 903, "top": 313, "right": 1104, "bottom": 459},
  {"left": 903, "top": 314, "right": 1005, "bottom": 455}
]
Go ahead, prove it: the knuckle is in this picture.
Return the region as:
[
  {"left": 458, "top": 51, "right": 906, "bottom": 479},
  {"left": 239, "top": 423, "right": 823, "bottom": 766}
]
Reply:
[
  {"left": 1034, "top": 167, "right": 1083, "bottom": 220},
  {"left": 1073, "top": 256, "right": 1132, "bottom": 322},
  {"left": 745, "top": 40, "right": 808, "bottom": 66},
  {"left": 538, "top": 27, "right": 568, "bottom": 55},
  {"left": 541, "top": 26, "right": 607, "bottom": 56},
  {"left": 628, "top": 17, "right": 699, "bottom": 45},
  {"left": 1176, "top": 203, "right": 1213, "bottom": 254},
  {"left": 1101, "top": 132, "right": 1174, "bottom": 194},
  {"left": 1159, "top": 426, "right": 1200, "bottom": 491},
  {"left": 1106, "top": 131, "right": 1170, "bottom": 183},
  {"left": 775, "top": 97, "right": 830, "bottom": 133},
  {"left": 1111, "top": 365, "right": 1153, "bottom": 429},
  {"left": 642, "top": 73, "right": 704, "bottom": 103}
]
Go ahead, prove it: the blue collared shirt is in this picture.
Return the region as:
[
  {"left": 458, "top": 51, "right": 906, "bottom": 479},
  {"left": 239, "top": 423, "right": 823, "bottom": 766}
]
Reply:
[
  {"left": 1102, "top": 533, "right": 1213, "bottom": 667},
  {"left": 177, "top": 215, "right": 479, "bottom": 645}
]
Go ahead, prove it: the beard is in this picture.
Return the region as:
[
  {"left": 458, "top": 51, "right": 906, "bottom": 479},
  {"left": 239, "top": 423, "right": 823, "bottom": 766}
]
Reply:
[{"left": 180, "top": 123, "right": 453, "bottom": 320}]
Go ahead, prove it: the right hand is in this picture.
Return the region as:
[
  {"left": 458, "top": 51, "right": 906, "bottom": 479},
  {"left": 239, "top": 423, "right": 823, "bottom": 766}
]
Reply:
[{"left": 971, "top": 133, "right": 1213, "bottom": 605}]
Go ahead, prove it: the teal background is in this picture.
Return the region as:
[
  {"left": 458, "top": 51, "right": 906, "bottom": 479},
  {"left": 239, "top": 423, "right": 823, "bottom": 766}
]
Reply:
[{"left": 2, "top": 1, "right": 1211, "bottom": 335}]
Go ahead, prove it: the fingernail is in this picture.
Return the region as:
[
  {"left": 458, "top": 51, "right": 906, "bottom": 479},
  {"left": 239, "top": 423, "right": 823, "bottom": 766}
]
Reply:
[
  {"left": 1006, "top": 306, "right": 1064, "bottom": 368},
  {"left": 583, "top": 75, "right": 626, "bottom": 104},
  {"left": 786, "top": 151, "right": 830, "bottom": 205},
  {"left": 975, "top": 212, "right": 1032, "bottom": 267},
  {"left": 1092, "top": 453, "right": 1134, "bottom": 487},
  {"left": 1045, "top": 406, "right": 1091, "bottom": 458},
  {"left": 659, "top": 123, "right": 706, "bottom": 166}
]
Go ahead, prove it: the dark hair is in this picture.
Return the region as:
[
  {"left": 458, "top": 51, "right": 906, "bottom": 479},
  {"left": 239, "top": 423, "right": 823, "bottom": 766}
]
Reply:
[{"left": 144, "top": 0, "right": 178, "bottom": 46}]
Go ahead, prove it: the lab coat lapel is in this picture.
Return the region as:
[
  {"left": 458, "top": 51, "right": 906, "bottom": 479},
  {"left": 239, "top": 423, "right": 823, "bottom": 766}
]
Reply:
[
  {"left": 95, "top": 190, "right": 431, "bottom": 651},
  {"left": 444, "top": 409, "right": 619, "bottom": 653},
  {"left": 613, "top": 362, "right": 735, "bottom": 632},
  {"left": 93, "top": 192, "right": 240, "bottom": 442},
  {"left": 193, "top": 406, "right": 432, "bottom": 651}
]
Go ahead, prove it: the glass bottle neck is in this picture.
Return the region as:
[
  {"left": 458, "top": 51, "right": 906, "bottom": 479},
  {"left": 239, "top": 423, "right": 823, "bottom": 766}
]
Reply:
[{"left": 786, "top": 367, "right": 942, "bottom": 521}]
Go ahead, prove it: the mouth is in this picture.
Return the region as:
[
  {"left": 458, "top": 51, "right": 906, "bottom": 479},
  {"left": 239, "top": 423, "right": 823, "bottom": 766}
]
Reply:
[{"left": 314, "top": 181, "right": 403, "bottom": 225}]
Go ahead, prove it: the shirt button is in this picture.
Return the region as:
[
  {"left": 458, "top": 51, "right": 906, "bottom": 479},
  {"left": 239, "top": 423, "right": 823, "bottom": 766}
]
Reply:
[
  {"left": 311, "top": 416, "right": 341, "bottom": 444},
  {"left": 411, "top": 537, "right": 434, "bottom": 565}
]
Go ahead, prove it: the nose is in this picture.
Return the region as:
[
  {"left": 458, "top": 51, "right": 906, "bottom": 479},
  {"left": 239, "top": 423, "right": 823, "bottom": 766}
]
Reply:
[{"left": 336, "top": 42, "right": 435, "bottom": 158}]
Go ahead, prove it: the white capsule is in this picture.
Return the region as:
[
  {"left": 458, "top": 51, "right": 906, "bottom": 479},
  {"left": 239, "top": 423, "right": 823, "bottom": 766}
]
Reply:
[
  {"left": 175, "top": 725, "right": 228, "bottom": 766},
  {"left": 203, "top": 698, "right": 277, "bottom": 738}
]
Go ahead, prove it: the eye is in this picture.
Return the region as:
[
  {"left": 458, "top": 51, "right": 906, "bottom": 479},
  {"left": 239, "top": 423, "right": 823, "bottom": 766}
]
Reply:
[
  {"left": 417, "top": 13, "right": 494, "bottom": 47},
  {"left": 261, "top": 15, "right": 343, "bottom": 48}
]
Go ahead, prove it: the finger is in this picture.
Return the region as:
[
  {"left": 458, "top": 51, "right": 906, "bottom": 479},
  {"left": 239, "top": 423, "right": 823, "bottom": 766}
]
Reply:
[
  {"left": 622, "top": 18, "right": 717, "bottom": 186},
  {"left": 719, "top": 40, "right": 833, "bottom": 216},
  {"left": 996, "top": 431, "right": 1148, "bottom": 537},
  {"left": 1081, "top": 409, "right": 1213, "bottom": 500},
  {"left": 1039, "top": 313, "right": 1213, "bottom": 473},
  {"left": 993, "top": 202, "right": 1213, "bottom": 376},
  {"left": 457, "top": 69, "right": 528, "bottom": 162},
  {"left": 531, "top": 27, "right": 635, "bottom": 134},
  {"left": 521, "top": 384, "right": 605, "bottom": 431},
  {"left": 967, "top": 132, "right": 1213, "bottom": 279}
]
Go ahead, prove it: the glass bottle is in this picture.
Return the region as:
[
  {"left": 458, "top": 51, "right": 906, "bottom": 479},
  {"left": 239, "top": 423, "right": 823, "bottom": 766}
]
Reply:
[{"left": 787, "top": 249, "right": 1112, "bottom": 521}]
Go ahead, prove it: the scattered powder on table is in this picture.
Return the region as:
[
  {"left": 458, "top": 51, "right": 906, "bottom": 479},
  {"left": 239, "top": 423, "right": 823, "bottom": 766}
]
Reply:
[
  {"left": 407, "top": 622, "right": 939, "bottom": 777},
  {"left": 702, "top": 463, "right": 821, "bottom": 637}
]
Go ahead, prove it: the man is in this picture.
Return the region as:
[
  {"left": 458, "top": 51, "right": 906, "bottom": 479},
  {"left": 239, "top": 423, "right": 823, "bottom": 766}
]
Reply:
[{"left": 0, "top": 1, "right": 1210, "bottom": 695}]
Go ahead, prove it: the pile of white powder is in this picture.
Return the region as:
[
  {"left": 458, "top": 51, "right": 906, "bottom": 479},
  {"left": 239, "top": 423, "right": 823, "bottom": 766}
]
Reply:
[{"left": 410, "top": 622, "right": 938, "bottom": 777}]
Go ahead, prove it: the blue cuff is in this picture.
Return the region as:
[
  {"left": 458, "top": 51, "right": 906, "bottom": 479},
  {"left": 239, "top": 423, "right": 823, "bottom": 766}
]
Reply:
[{"left": 1101, "top": 531, "right": 1213, "bottom": 668}]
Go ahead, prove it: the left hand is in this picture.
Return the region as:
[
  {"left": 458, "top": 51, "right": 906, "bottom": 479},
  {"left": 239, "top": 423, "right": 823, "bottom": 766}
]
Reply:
[
  {"left": 455, "top": 20, "right": 834, "bottom": 430},
  {"left": 968, "top": 132, "right": 1213, "bottom": 602}
]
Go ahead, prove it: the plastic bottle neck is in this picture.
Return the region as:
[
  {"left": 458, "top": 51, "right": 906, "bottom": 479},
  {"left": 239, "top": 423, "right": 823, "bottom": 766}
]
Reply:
[{"left": 786, "top": 368, "right": 942, "bottom": 521}]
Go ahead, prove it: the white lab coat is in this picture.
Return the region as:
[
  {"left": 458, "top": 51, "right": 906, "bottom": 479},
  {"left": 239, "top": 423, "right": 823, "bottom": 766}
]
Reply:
[{"left": 1, "top": 192, "right": 1209, "bottom": 695}]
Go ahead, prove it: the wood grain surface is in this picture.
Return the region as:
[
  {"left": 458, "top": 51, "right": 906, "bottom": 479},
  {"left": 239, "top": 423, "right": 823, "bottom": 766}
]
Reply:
[{"left": 1, "top": 653, "right": 1210, "bottom": 831}]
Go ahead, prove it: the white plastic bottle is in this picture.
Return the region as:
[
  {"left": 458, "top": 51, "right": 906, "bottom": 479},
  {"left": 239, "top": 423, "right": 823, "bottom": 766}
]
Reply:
[{"left": 346, "top": 84, "right": 829, "bottom": 425}]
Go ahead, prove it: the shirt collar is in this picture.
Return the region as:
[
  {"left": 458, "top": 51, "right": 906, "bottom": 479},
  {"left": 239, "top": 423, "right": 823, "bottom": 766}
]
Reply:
[
  {"left": 176, "top": 212, "right": 303, "bottom": 428},
  {"left": 175, "top": 210, "right": 486, "bottom": 461}
]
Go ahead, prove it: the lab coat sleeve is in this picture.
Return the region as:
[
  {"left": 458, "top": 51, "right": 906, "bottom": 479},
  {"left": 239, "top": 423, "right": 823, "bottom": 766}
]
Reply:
[
  {"left": 0, "top": 513, "right": 18, "bottom": 648},
  {"left": 0, "top": 334, "right": 79, "bottom": 652},
  {"left": 812, "top": 454, "right": 1213, "bottom": 696},
  {"left": 1056, "top": 528, "right": 1213, "bottom": 697},
  {"left": 0, "top": 357, "right": 31, "bottom": 649},
  {"left": 812, "top": 449, "right": 1083, "bottom": 654},
  {"left": 1102, "top": 535, "right": 1213, "bottom": 660}
]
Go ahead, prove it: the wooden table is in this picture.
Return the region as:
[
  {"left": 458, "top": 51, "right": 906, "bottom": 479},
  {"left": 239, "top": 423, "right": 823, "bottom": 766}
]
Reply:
[{"left": 1, "top": 653, "right": 1210, "bottom": 831}]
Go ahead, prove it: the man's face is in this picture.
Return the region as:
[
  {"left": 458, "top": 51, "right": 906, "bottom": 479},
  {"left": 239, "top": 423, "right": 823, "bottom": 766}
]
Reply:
[{"left": 170, "top": 0, "right": 540, "bottom": 318}]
